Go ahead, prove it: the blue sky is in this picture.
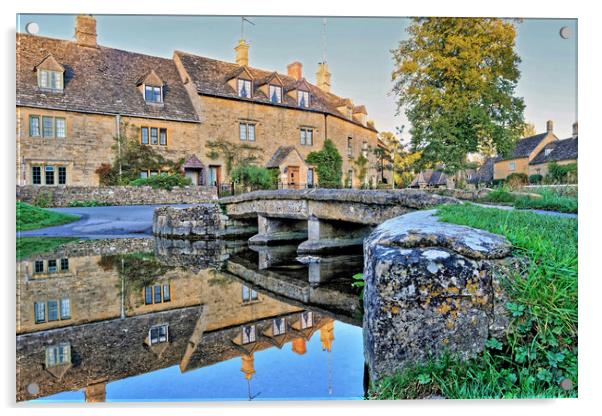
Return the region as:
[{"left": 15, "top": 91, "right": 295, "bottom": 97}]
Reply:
[{"left": 17, "top": 15, "right": 577, "bottom": 140}]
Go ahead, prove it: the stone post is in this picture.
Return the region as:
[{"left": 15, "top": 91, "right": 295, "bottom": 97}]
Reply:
[{"left": 363, "top": 210, "right": 512, "bottom": 382}]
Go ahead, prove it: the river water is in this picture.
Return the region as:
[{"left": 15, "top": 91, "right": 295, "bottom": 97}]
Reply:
[{"left": 16, "top": 238, "right": 366, "bottom": 402}]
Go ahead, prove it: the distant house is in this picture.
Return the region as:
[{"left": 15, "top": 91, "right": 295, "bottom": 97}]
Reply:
[
  {"left": 493, "top": 120, "right": 559, "bottom": 180},
  {"left": 409, "top": 168, "right": 477, "bottom": 189},
  {"left": 470, "top": 157, "right": 495, "bottom": 186},
  {"left": 528, "top": 123, "right": 578, "bottom": 177}
]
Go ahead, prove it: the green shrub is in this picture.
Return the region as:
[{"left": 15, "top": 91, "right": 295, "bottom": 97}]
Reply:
[
  {"left": 479, "top": 187, "right": 516, "bottom": 204},
  {"left": 506, "top": 172, "right": 528, "bottom": 189},
  {"left": 129, "top": 173, "right": 191, "bottom": 190},
  {"left": 33, "top": 191, "right": 52, "bottom": 208},
  {"left": 546, "top": 162, "right": 578, "bottom": 184},
  {"left": 529, "top": 174, "right": 543, "bottom": 184},
  {"left": 492, "top": 179, "right": 505, "bottom": 187},
  {"left": 306, "top": 139, "right": 343, "bottom": 188},
  {"left": 230, "top": 165, "right": 276, "bottom": 190}
]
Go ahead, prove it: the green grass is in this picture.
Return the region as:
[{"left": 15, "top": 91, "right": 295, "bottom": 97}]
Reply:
[
  {"left": 478, "top": 187, "right": 577, "bottom": 213},
  {"left": 16, "top": 237, "right": 79, "bottom": 260},
  {"left": 16, "top": 202, "right": 80, "bottom": 231},
  {"left": 369, "top": 204, "right": 577, "bottom": 399}
]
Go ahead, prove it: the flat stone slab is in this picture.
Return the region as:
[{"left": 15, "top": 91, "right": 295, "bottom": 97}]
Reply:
[
  {"left": 220, "top": 188, "right": 459, "bottom": 209},
  {"left": 366, "top": 209, "right": 512, "bottom": 260}
]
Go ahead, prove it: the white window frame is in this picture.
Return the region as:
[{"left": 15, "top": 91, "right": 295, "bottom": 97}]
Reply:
[
  {"left": 144, "top": 85, "right": 163, "bottom": 103},
  {"left": 241, "top": 325, "right": 256, "bottom": 344},
  {"left": 298, "top": 90, "right": 309, "bottom": 108},
  {"left": 300, "top": 311, "right": 313, "bottom": 329},
  {"left": 38, "top": 70, "right": 63, "bottom": 91},
  {"left": 269, "top": 85, "right": 282, "bottom": 103},
  {"left": 45, "top": 343, "right": 71, "bottom": 367},
  {"left": 239, "top": 122, "right": 256, "bottom": 142},
  {"left": 149, "top": 324, "right": 169, "bottom": 345},
  {"left": 237, "top": 79, "right": 252, "bottom": 98},
  {"left": 273, "top": 318, "right": 286, "bottom": 336}
]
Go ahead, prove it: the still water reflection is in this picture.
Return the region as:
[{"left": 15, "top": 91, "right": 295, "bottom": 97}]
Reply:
[{"left": 16, "top": 238, "right": 365, "bottom": 402}]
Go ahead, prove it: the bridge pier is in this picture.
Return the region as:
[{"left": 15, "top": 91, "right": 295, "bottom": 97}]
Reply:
[
  {"left": 248, "top": 215, "right": 308, "bottom": 246},
  {"left": 297, "top": 216, "right": 372, "bottom": 254}
]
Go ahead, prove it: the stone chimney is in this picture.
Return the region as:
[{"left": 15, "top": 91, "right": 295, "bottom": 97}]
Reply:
[
  {"left": 234, "top": 39, "right": 249, "bottom": 66},
  {"left": 84, "top": 382, "right": 106, "bottom": 403},
  {"left": 316, "top": 62, "right": 331, "bottom": 93},
  {"left": 572, "top": 121, "right": 578, "bottom": 138},
  {"left": 287, "top": 61, "right": 303, "bottom": 81},
  {"left": 546, "top": 120, "right": 554, "bottom": 134},
  {"left": 75, "top": 15, "right": 97, "bottom": 48}
]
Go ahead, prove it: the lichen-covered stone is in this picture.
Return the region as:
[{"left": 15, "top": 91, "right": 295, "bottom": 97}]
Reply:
[
  {"left": 153, "top": 204, "right": 223, "bottom": 237},
  {"left": 363, "top": 210, "right": 512, "bottom": 381}
]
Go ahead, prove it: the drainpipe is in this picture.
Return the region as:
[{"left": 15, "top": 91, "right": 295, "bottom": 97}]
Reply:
[{"left": 116, "top": 114, "right": 122, "bottom": 179}]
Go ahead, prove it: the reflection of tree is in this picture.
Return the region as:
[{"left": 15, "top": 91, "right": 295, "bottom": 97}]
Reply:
[{"left": 100, "top": 252, "right": 175, "bottom": 312}]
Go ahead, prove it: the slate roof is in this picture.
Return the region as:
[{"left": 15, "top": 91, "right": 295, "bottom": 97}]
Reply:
[
  {"left": 174, "top": 50, "right": 377, "bottom": 132},
  {"left": 410, "top": 169, "right": 448, "bottom": 187},
  {"left": 530, "top": 137, "right": 578, "bottom": 165},
  {"left": 182, "top": 154, "right": 205, "bottom": 169},
  {"left": 17, "top": 33, "right": 199, "bottom": 122},
  {"left": 266, "top": 146, "right": 302, "bottom": 168},
  {"left": 497, "top": 133, "right": 549, "bottom": 161},
  {"left": 472, "top": 157, "right": 495, "bottom": 183}
]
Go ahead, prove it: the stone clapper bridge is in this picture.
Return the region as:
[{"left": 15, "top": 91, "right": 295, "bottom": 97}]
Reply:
[{"left": 218, "top": 189, "right": 459, "bottom": 253}]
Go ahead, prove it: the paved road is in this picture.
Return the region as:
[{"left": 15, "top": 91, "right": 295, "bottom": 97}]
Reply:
[
  {"left": 473, "top": 203, "right": 577, "bottom": 219},
  {"left": 18, "top": 204, "right": 193, "bottom": 239}
]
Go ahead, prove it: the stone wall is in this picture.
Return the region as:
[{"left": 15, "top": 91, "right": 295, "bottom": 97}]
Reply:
[
  {"left": 153, "top": 204, "right": 224, "bottom": 237},
  {"left": 363, "top": 210, "right": 513, "bottom": 382},
  {"left": 16, "top": 185, "right": 217, "bottom": 207}
]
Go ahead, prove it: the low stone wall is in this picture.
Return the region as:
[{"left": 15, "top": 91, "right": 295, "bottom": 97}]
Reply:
[
  {"left": 18, "top": 238, "right": 155, "bottom": 261},
  {"left": 363, "top": 210, "right": 513, "bottom": 382},
  {"left": 16, "top": 185, "right": 217, "bottom": 207},
  {"left": 426, "top": 187, "right": 492, "bottom": 201},
  {"left": 153, "top": 204, "right": 224, "bottom": 237}
]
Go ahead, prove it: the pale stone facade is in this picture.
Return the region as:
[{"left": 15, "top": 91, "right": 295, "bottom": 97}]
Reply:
[{"left": 17, "top": 15, "right": 382, "bottom": 189}]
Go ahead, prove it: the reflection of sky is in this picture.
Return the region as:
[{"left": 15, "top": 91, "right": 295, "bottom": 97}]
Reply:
[
  {"left": 33, "top": 321, "right": 364, "bottom": 402},
  {"left": 17, "top": 15, "right": 577, "bottom": 140}
]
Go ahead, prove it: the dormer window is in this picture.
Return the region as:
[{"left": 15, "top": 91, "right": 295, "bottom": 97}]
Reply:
[
  {"left": 298, "top": 90, "right": 309, "bottom": 108},
  {"left": 544, "top": 148, "right": 553, "bottom": 156},
  {"left": 144, "top": 85, "right": 163, "bottom": 103},
  {"left": 238, "top": 79, "right": 252, "bottom": 98},
  {"left": 269, "top": 85, "right": 282, "bottom": 103},
  {"left": 38, "top": 69, "right": 63, "bottom": 91}
]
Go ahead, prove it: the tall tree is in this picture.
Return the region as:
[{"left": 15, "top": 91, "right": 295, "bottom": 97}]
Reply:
[
  {"left": 306, "top": 139, "right": 343, "bottom": 188},
  {"left": 392, "top": 18, "right": 526, "bottom": 172}
]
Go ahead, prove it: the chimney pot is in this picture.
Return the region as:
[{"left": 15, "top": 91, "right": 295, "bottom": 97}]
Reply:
[
  {"left": 546, "top": 120, "right": 554, "bottom": 133},
  {"left": 572, "top": 121, "right": 578, "bottom": 138},
  {"left": 75, "top": 15, "right": 97, "bottom": 48},
  {"left": 287, "top": 62, "right": 303, "bottom": 81},
  {"left": 235, "top": 39, "right": 250, "bottom": 66}
]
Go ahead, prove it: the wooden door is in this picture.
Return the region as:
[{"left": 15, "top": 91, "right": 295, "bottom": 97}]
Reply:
[{"left": 288, "top": 166, "right": 300, "bottom": 189}]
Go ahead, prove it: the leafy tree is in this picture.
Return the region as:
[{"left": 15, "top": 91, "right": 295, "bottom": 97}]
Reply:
[
  {"left": 523, "top": 122, "right": 537, "bottom": 137},
  {"left": 97, "top": 122, "right": 184, "bottom": 185},
  {"left": 306, "top": 139, "right": 343, "bottom": 188},
  {"left": 129, "top": 173, "right": 192, "bottom": 190},
  {"left": 206, "top": 137, "right": 263, "bottom": 175},
  {"left": 392, "top": 18, "right": 525, "bottom": 172}
]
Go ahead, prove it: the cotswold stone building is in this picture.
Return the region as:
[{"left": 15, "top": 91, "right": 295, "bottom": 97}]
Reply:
[{"left": 17, "top": 15, "right": 382, "bottom": 189}]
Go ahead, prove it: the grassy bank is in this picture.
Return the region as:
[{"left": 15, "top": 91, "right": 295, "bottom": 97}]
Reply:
[
  {"left": 479, "top": 187, "right": 577, "bottom": 213},
  {"left": 369, "top": 204, "right": 577, "bottom": 399},
  {"left": 16, "top": 202, "right": 80, "bottom": 231},
  {"left": 17, "top": 237, "right": 79, "bottom": 260}
]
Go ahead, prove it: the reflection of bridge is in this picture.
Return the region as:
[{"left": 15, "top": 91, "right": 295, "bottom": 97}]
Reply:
[{"left": 220, "top": 189, "right": 457, "bottom": 253}]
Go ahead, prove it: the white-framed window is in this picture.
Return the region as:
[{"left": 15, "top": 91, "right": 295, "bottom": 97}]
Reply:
[
  {"left": 45, "top": 166, "right": 55, "bottom": 185},
  {"left": 241, "top": 325, "right": 256, "bottom": 344},
  {"left": 149, "top": 324, "right": 169, "bottom": 345},
  {"left": 46, "top": 343, "right": 71, "bottom": 367},
  {"left": 544, "top": 148, "right": 553, "bottom": 156},
  {"left": 38, "top": 70, "right": 63, "bottom": 91},
  {"left": 34, "top": 302, "right": 46, "bottom": 323},
  {"left": 55, "top": 118, "right": 66, "bottom": 138},
  {"left": 58, "top": 167, "right": 67, "bottom": 185},
  {"left": 42, "top": 116, "right": 54, "bottom": 137},
  {"left": 32, "top": 166, "right": 42, "bottom": 185},
  {"left": 237, "top": 79, "right": 252, "bottom": 98},
  {"left": 60, "top": 258, "right": 69, "bottom": 271},
  {"left": 273, "top": 317, "right": 286, "bottom": 336},
  {"left": 60, "top": 299, "right": 71, "bottom": 319},
  {"left": 150, "top": 128, "right": 158, "bottom": 145},
  {"left": 509, "top": 161, "right": 516, "bottom": 171},
  {"left": 242, "top": 285, "right": 258, "bottom": 303},
  {"left": 298, "top": 90, "right": 309, "bottom": 108},
  {"left": 300, "top": 311, "right": 313, "bottom": 329},
  {"left": 29, "top": 115, "right": 41, "bottom": 137},
  {"left": 239, "top": 122, "right": 256, "bottom": 141},
  {"left": 300, "top": 128, "right": 313, "bottom": 146},
  {"left": 34, "top": 260, "right": 44, "bottom": 273},
  {"left": 144, "top": 85, "right": 163, "bottom": 103},
  {"left": 47, "top": 259, "right": 57, "bottom": 273},
  {"left": 269, "top": 85, "right": 282, "bottom": 103},
  {"left": 34, "top": 299, "right": 71, "bottom": 324}
]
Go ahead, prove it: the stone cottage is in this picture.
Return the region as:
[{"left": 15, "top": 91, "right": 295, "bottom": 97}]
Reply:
[{"left": 16, "top": 15, "right": 383, "bottom": 189}]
